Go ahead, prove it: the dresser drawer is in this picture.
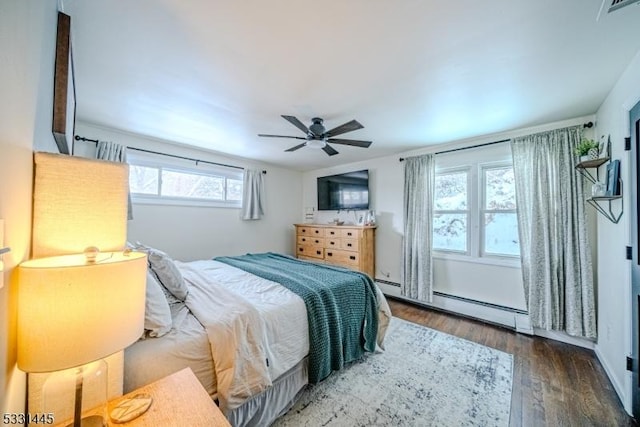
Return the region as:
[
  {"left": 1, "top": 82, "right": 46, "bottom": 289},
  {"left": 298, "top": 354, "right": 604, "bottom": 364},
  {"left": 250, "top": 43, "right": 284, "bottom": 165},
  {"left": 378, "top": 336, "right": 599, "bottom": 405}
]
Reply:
[
  {"left": 324, "top": 228, "right": 340, "bottom": 238},
  {"left": 297, "top": 236, "right": 324, "bottom": 247},
  {"left": 325, "top": 238, "right": 340, "bottom": 249},
  {"left": 340, "top": 238, "right": 359, "bottom": 252},
  {"left": 297, "top": 226, "right": 325, "bottom": 237},
  {"left": 340, "top": 228, "right": 361, "bottom": 239},
  {"left": 297, "top": 245, "right": 324, "bottom": 259},
  {"left": 325, "top": 249, "right": 359, "bottom": 266},
  {"left": 297, "top": 255, "right": 324, "bottom": 264}
]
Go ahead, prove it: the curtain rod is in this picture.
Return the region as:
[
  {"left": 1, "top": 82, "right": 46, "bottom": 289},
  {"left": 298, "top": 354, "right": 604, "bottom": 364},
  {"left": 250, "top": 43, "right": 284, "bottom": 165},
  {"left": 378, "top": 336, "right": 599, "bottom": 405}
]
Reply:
[
  {"left": 74, "top": 135, "right": 266, "bottom": 174},
  {"left": 399, "top": 121, "right": 594, "bottom": 162}
]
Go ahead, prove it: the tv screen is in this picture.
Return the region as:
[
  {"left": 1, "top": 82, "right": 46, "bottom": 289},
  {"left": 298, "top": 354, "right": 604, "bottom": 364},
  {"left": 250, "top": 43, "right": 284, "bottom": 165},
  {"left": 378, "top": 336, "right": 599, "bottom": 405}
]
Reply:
[{"left": 317, "top": 170, "right": 369, "bottom": 211}]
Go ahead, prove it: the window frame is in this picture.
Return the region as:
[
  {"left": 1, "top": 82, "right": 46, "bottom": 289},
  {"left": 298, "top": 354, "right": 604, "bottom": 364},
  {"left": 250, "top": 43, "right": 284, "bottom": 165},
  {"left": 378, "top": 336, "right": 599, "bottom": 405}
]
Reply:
[
  {"left": 127, "top": 151, "right": 244, "bottom": 208},
  {"left": 432, "top": 154, "right": 520, "bottom": 267},
  {"left": 432, "top": 166, "right": 471, "bottom": 255},
  {"left": 479, "top": 162, "right": 520, "bottom": 259}
]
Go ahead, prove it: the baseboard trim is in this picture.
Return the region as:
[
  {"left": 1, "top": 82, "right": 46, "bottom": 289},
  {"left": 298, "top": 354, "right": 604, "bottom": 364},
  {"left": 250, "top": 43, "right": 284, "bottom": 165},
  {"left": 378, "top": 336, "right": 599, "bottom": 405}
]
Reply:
[
  {"left": 378, "top": 281, "right": 599, "bottom": 347},
  {"left": 594, "top": 345, "right": 632, "bottom": 416}
]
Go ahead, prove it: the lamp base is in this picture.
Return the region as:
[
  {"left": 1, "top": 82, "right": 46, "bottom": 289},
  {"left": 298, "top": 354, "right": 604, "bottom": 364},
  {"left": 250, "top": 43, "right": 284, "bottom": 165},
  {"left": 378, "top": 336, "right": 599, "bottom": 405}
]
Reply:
[{"left": 64, "top": 415, "right": 105, "bottom": 427}]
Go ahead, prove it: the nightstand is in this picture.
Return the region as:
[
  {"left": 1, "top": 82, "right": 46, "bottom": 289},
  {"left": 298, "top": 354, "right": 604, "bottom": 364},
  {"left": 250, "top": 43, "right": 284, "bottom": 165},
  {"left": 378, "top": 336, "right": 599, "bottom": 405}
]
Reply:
[{"left": 108, "top": 368, "right": 230, "bottom": 426}]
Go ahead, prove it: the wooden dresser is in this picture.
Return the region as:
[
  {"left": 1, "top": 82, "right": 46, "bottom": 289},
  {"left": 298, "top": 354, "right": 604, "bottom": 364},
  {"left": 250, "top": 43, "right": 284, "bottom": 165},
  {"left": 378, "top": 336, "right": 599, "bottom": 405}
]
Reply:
[{"left": 294, "top": 224, "right": 376, "bottom": 278}]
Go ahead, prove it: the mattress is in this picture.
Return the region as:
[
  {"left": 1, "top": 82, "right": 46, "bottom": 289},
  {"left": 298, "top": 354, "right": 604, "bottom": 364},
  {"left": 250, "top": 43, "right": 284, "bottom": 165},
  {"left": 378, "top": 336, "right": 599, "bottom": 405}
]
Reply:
[
  {"left": 124, "top": 259, "right": 309, "bottom": 402},
  {"left": 124, "top": 257, "right": 390, "bottom": 424},
  {"left": 124, "top": 301, "right": 216, "bottom": 396}
]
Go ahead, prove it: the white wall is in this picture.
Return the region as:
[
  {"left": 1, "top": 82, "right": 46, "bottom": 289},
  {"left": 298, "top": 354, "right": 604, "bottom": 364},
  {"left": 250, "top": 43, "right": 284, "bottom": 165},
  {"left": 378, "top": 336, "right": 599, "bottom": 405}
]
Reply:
[
  {"left": 74, "top": 122, "right": 303, "bottom": 261},
  {"left": 303, "top": 115, "right": 597, "bottom": 329},
  {"left": 594, "top": 49, "right": 640, "bottom": 415},
  {"left": 0, "top": 0, "right": 60, "bottom": 414}
]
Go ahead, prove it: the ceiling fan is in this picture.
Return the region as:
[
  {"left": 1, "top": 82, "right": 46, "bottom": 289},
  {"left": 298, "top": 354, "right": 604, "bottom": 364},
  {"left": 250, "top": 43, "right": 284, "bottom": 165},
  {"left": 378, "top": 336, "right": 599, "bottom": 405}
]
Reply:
[{"left": 258, "top": 115, "right": 372, "bottom": 156}]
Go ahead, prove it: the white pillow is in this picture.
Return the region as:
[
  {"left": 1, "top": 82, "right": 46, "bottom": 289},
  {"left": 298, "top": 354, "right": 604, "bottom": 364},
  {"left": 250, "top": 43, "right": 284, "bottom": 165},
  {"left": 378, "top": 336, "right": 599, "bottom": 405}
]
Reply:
[
  {"left": 135, "top": 243, "right": 189, "bottom": 301},
  {"left": 144, "top": 270, "right": 172, "bottom": 337}
]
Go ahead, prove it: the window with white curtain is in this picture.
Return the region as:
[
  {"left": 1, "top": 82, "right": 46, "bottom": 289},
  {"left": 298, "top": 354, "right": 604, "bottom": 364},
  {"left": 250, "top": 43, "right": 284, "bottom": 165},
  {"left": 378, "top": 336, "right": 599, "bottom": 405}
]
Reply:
[
  {"left": 127, "top": 150, "right": 243, "bottom": 208},
  {"left": 432, "top": 144, "right": 520, "bottom": 264}
]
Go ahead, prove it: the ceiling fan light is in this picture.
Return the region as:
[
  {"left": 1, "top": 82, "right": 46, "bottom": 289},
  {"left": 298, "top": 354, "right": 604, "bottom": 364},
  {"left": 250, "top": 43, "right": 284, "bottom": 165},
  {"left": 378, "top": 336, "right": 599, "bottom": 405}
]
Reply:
[{"left": 307, "top": 140, "right": 326, "bottom": 149}]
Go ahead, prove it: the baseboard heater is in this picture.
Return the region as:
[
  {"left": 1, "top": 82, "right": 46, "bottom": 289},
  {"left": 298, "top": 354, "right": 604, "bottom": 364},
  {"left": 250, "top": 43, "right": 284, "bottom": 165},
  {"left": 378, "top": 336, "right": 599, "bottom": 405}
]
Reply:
[{"left": 375, "top": 279, "right": 532, "bottom": 333}]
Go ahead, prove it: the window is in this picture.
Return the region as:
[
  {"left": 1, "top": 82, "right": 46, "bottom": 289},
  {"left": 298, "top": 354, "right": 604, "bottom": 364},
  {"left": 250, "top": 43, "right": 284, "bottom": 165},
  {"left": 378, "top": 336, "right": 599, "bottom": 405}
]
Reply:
[
  {"left": 482, "top": 166, "right": 519, "bottom": 257},
  {"left": 432, "top": 145, "right": 519, "bottom": 262},
  {"left": 433, "top": 170, "right": 469, "bottom": 252},
  {"left": 128, "top": 151, "right": 243, "bottom": 207}
]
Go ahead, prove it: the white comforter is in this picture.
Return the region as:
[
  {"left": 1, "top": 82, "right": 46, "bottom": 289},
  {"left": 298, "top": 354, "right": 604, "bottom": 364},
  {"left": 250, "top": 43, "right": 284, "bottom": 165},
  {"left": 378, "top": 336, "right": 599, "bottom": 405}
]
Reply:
[{"left": 177, "top": 259, "right": 390, "bottom": 413}]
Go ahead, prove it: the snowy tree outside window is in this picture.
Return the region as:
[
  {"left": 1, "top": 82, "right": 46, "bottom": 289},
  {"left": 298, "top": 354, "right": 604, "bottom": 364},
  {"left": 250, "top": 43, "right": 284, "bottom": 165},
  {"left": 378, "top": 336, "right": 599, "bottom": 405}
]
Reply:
[
  {"left": 433, "top": 170, "right": 468, "bottom": 252},
  {"left": 128, "top": 153, "right": 243, "bottom": 207},
  {"left": 482, "top": 166, "right": 519, "bottom": 256},
  {"left": 432, "top": 161, "right": 520, "bottom": 259}
]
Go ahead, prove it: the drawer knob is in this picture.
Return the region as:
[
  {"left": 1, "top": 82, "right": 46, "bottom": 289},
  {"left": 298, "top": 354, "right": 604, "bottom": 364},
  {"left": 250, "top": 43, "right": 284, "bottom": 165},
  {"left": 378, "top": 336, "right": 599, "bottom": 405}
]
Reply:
[
  {"left": 330, "top": 242, "right": 335, "bottom": 245},
  {"left": 315, "top": 230, "right": 319, "bottom": 234},
  {"left": 299, "top": 248, "right": 304, "bottom": 252},
  {"left": 315, "top": 240, "right": 319, "bottom": 243},
  {"left": 347, "top": 232, "right": 353, "bottom": 236},
  {"left": 301, "top": 229, "right": 306, "bottom": 233},
  {"left": 327, "top": 252, "right": 333, "bottom": 257},
  {"left": 316, "top": 250, "right": 321, "bottom": 255},
  {"left": 302, "top": 238, "right": 306, "bottom": 242},
  {"left": 347, "top": 243, "right": 352, "bottom": 247},
  {"left": 350, "top": 255, "right": 356, "bottom": 260}
]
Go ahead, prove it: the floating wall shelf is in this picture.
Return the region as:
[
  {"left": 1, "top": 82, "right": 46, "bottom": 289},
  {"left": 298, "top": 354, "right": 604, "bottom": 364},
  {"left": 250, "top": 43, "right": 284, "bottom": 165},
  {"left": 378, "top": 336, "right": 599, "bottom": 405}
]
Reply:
[
  {"left": 575, "top": 157, "right": 609, "bottom": 183},
  {"left": 576, "top": 158, "right": 623, "bottom": 224}
]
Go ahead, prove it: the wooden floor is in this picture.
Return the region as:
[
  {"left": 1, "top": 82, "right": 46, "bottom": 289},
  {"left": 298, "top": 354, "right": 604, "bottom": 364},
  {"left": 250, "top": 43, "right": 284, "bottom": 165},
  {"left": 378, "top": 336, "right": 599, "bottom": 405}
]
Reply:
[{"left": 388, "top": 297, "right": 636, "bottom": 427}]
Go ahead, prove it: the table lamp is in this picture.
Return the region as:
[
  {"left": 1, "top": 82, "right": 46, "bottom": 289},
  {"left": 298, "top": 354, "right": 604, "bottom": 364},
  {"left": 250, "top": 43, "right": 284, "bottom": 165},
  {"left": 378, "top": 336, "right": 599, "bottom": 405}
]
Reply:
[{"left": 17, "top": 249, "right": 147, "bottom": 427}]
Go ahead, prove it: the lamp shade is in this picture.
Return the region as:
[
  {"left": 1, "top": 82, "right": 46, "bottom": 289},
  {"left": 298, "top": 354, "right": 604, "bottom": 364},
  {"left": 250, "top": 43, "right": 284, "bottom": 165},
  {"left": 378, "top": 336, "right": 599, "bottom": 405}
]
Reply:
[
  {"left": 17, "top": 251, "right": 147, "bottom": 373},
  {"left": 32, "top": 152, "right": 129, "bottom": 258}
]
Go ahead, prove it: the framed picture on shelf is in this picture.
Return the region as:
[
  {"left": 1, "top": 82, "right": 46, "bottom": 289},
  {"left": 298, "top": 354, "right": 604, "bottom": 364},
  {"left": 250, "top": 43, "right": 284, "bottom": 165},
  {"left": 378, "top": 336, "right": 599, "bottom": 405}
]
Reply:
[{"left": 605, "top": 159, "right": 620, "bottom": 196}]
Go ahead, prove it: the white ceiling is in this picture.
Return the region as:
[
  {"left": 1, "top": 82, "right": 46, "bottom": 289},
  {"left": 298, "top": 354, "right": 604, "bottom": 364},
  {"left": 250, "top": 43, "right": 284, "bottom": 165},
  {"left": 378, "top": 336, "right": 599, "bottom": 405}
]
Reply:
[{"left": 66, "top": 0, "right": 640, "bottom": 171}]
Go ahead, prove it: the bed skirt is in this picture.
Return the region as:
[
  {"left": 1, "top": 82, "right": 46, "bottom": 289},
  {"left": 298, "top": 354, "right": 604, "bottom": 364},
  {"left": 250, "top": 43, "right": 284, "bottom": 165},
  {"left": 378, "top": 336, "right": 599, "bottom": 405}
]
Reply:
[{"left": 227, "top": 357, "right": 308, "bottom": 427}]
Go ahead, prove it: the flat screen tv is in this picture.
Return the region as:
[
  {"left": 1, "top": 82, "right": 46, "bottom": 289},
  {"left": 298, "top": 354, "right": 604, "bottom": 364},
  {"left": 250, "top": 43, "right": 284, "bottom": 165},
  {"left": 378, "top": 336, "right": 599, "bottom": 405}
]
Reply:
[{"left": 317, "top": 170, "right": 369, "bottom": 211}]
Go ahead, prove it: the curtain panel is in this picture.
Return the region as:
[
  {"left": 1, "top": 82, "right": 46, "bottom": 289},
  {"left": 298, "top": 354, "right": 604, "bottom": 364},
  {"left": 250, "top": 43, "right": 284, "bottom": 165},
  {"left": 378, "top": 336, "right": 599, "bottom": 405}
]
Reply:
[
  {"left": 402, "top": 154, "right": 435, "bottom": 302},
  {"left": 96, "top": 140, "right": 133, "bottom": 220},
  {"left": 241, "top": 169, "right": 265, "bottom": 220},
  {"left": 511, "top": 126, "right": 596, "bottom": 339}
]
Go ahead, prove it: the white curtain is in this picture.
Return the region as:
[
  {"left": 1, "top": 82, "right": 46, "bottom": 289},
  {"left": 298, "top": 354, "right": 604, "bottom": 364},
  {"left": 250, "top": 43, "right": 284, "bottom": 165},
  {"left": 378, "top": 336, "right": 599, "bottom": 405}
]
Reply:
[
  {"left": 241, "top": 169, "right": 265, "bottom": 220},
  {"left": 511, "top": 126, "right": 596, "bottom": 339},
  {"left": 402, "top": 154, "right": 435, "bottom": 302},
  {"left": 96, "top": 141, "right": 133, "bottom": 220}
]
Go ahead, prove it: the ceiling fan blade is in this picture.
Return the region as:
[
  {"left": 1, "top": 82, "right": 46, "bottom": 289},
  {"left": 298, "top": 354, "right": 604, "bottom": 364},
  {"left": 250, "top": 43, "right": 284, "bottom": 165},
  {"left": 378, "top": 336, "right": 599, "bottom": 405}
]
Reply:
[
  {"left": 285, "top": 142, "right": 308, "bottom": 152},
  {"left": 322, "top": 144, "right": 339, "bottom": 156},
  {"left": 326, "top": 138, "right": 372, "bottom": 148},
  {"left": 281, "top": 115, "right": 309, "bottom": 134},
  {"left": 258, "top": 134, "right": 307, "bottom": 140},
  {"left": 324, "top": 120, "right": 364, "bottom": 138}
]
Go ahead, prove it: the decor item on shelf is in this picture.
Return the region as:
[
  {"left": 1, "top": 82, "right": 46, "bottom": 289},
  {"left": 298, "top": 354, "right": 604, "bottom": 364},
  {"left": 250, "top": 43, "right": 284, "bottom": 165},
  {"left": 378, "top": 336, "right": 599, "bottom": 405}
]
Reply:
[
  {"left": 304, "top": 207, "right": 315, "bottom": 223},
  {"left": 606, "top": 159, "right": 621, "bottom": 196},
  {"left": 574, "top": 138, "right": 601, "bottom": 162},
  {"left": 591, "top": 182, "right": 607, "bottom": 197},
  {"left": 365, "top": 210, "right": 376, "bottom": 226},
  {"left": 17, "top": 250, "right": 147, "bottom": 427}
]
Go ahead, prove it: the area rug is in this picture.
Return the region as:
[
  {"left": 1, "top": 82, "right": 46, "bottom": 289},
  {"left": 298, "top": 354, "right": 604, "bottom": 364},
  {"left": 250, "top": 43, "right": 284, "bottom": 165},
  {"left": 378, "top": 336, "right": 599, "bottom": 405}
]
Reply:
[{"left": 274, "top": 317, "right": 513, "bottom": 426}]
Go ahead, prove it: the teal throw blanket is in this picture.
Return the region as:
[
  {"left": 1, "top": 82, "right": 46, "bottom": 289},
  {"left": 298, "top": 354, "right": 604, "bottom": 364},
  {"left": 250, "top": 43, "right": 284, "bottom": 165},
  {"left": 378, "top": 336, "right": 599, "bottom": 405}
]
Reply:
[{"left": 214, "top": 252, "right": 379, "bottom": 383}]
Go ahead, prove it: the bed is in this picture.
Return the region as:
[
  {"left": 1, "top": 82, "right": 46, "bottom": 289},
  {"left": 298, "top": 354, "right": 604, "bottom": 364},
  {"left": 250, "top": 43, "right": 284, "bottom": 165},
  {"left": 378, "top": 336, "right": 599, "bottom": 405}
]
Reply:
[{"left": 124, "top": 250, "right": 391, "bottom": 426}]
